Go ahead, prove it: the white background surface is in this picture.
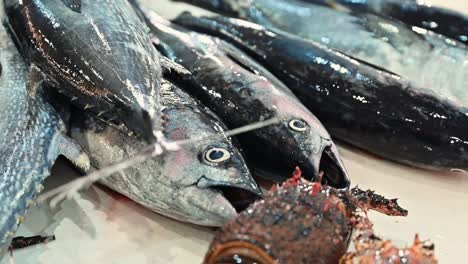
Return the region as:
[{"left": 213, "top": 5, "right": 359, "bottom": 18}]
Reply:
[{"left": 2, "top": 0, "right": 468, "bottom": 263}]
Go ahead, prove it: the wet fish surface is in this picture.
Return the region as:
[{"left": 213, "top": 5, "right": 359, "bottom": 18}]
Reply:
[
  {"left": 70, "top": 60, "right": 262, "bottom": 226},
  {"left": 301, "top": 0, "right": 468, "bottom": 45},
  {"left": 3, "top": 0, "right": 162, "bottom": 142},
  {"left": 0, "top": 22, "right": 89, "bottom": 256},
  {"left": 177, "top": 0, "right": 468, "bottom": 105},
  {"left": 130, "top": 4, "right": 350, "bottom": 188},
  {"left": 174, "top": 13, "right": 468, "bottom": 172}
]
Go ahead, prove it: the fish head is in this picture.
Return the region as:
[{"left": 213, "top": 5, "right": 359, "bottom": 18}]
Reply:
[
  {"left": 160, "top": 105, "right": 263, "bottom": 218},
  {"left": 259, "top": 115, "right": 350, "bottom": 189},
  {"left": 70, "top": 109, "right": 261, "bottom": 226},
  {"left": 226, "top": 64, "right": 350, "bottom": 189},
  {"left": 163, "top": 139, "right": 262, "bottom": 226},
  {"left": 70, "top": 76, "right": 262, "bottom": 226}
]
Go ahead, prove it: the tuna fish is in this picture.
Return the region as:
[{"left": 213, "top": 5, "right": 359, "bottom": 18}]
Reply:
[
  {"left": 130, "top": 5, "right": 350, "bottom": 188},
  {"left": 0, "top": 22, "right": 89, "bottom": 256},
  {"left": 3, "top": 0, "right": 162, "bottom": 142},
  {"left": 300, "top": 0, "right": 468, "bottom": 45},
  {"left": 175, "top": 0, "right": 468, "bottom": 104},
  {"left": 174, "top": 13, "right": 468, "bottom": 172},
  {"left": 69, "top": 59, "right": 262, "bottom": 226}
]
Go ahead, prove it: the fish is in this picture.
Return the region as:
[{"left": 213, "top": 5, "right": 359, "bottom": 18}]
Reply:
[
  {"left": 300, "top": 0, "right": 468, "bottom": 45},
  {"left": 3, "top": 0, "right": 163, "bottom": 142},
  {"left": 174, "top": 13, "right": 468, "bottom": 172},
  {"left": 130, "top": 4, "right": 350, "bottom": 188},
  {"left": 69, "top": 59, "right": 262, "bottom": 227},
  {"left": 203, "top": 168, "right": 409, "bottom": 264},
  {"left": 0, "top": 22, "right": 90, "bottom": 256},
  {"left": 176, "top": 0, "right": 468, "bottom": 104}
]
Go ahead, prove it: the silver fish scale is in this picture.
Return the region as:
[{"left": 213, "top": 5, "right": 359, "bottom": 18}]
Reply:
[
  {"left": 0, "top": 18, "right": 88, "bottom": 254},
  {"left": 235, "top": 0, "right": 468, "bottom": 105},
  {"left": 71, "top": 77, "right": 261, "bottom": 226}
]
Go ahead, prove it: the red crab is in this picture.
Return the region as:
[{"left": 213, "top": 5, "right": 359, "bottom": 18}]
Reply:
[{"left": 204, "top": 167, "right": 436, "bottom": 264}]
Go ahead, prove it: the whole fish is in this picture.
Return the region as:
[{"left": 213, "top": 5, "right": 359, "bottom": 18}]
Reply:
[
  {"left": 70, "top": 60, "right": 262, "bottom": 226},
  {"left": 131, "top": 6, "right": 350, "bottom": 188},
  {"left": 3, "top": 0, "right": 162, "bottom": 142},
  {"left": 174, "top": 13, "right": 468, "bottom": 172},
  {"left": 301, "top": 0, "right": 468, "bottom": 45},
  {"left": 177, "top": 0, "right": 468, "bottom": 104},
  {"left": 0, "top": 23, "right": 89, "bottom": 255}
]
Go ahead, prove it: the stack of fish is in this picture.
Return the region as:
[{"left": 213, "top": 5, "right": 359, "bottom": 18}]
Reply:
[{"left": 0, "top": 0, "right": 465, "bottom": 262}]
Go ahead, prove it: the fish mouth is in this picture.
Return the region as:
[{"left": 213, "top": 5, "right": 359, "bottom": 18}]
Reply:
[
  {"left": 196, "top": 174, "right": 263, "bottom": 213},
  {"left": 183, "top": 184, "right": 261, "bottom": 226},
  {"left": 317, "top": 145, "right": 350, "bottom": 189},
  {"left": 210, "top": 185, "right": 261, "bottom": 213}
]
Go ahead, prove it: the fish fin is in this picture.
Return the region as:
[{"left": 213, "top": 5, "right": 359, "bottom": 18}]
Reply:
[
  {"left": 152, "top": 37, "right": 178, "bottom": 61},
  {"left": 60, "top": 0, "right": 82, "bottom": 13},
  {"left": 158, "top": 56, "right": 212, "bottom": 107},
  {"left": 219, "top": 41, "right": 296, "bottom": 96},
  {"left": 26, "top": 65, "right": 46, "bottom": 98},
  {"left": 53, "top": 133, "right": 90, "bottom": 173},
  {"left": 158, "top": 54, "right": 191, "bottom": 75}
]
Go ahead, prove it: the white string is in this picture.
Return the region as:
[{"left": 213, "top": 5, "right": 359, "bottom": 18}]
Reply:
[{"left": 37, "top": 117, "right": 280, "bottom": 207}]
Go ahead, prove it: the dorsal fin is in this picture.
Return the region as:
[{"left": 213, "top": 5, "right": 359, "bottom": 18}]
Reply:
[{"left": 61, "top": 0, "right": 82, "bottom": 13}]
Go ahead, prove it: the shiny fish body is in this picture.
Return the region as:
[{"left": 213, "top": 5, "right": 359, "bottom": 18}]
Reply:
[
  {"left": 301, "top": 0, "right": 468, "bottom": 45},
  {"left": 136, "top": 8, "right": 350, "bottom": 188},
  {"left": 175, "top": 14, "right": 468, "bottom": 172},
  {"left": 178, "top": 0, "right": 468, "bottom": 105},
  {"left": 0, "top": 23, "right": 89, "bottom": 255},
  {"left": 70, "top": 62, "right": 262, "bottom": 226},
  {"left": 3, "top": 0, "right": 162, "bottom": 142}
]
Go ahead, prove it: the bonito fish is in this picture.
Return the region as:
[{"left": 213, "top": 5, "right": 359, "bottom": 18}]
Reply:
[
  {"left": 130, "top": 5, "right": 350, "bottom": 188},
  {"left": 177, "top": 0, "right": 468, "bottom": 105},
  {"left": 4, "top": 0, "right": 162, "bottom": 141},
  {"left": 70, "top": 60, "right": 262, "bottom": 226},
  {"left": 301, "top": 0, "right": 468, "bottom": 45},
  {"left": 174, "top": 13, "right": 468, "bottom": 172},
  {"left": 0, "top": 21, "right": 89, "bottom": 255}
]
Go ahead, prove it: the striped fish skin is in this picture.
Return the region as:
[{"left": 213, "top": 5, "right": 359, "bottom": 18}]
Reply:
[
  {"left": 301, "top": 0, "right": 468, "bottom": 45},
  {"left": 70, "top": 63, "right": 262, "bottom": 227},
  {"left": 175, "top": 0, "right": 468, "bottom": 106},
  {"left": 3, "top": 0, "right": 162, "bottom": 142},
  {"left": 0, "top": 22, "right": 89, "bottom": 256},
  {"left": 174, "top": 13, "right": 468, "bottom": 172},
  {"left": 134, "top": 9, "right": 349, "bottom": 188}
]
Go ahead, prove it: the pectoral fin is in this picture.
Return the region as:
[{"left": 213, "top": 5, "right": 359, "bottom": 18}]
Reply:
[{"left": 51, "top": 133, "right": 90, "bottom": 173}]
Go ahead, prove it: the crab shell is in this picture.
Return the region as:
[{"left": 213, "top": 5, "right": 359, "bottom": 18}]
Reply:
[
  {"left": 340, "top": 234, "right": 438, "bottom": 264},
  {"left": 204, "top": 169, "right": 353, "bottom": 264}
]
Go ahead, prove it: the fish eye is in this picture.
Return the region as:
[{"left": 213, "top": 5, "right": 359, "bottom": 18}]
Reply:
[
  {"left": 289, "top": 119, "right": 308, "bottom": 132},
  {"left": 203, "top": 147, "right": 231, "bottom": 164}
]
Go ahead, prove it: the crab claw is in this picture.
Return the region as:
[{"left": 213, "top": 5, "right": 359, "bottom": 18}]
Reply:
[{"left": 350, "top": 187, "right": 408, "bottom": 216}]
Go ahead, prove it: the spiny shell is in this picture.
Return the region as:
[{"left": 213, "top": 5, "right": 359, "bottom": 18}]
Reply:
[{"left": 204, "top": 168, "right": 352, "bottom": 264}]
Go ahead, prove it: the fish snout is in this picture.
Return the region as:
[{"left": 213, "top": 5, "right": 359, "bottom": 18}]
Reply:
[
  {"left": 316, "top": 144, "right": 350, "bottom": 189},
  {"left": 280, "top": 119, "right": 350, "bottom": 189},
  {"left": 196, "top": 175, "right": 262, "bottom": 213},
  {"left": 183, "top": 186, "right": 238, "bottom": 226}
]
